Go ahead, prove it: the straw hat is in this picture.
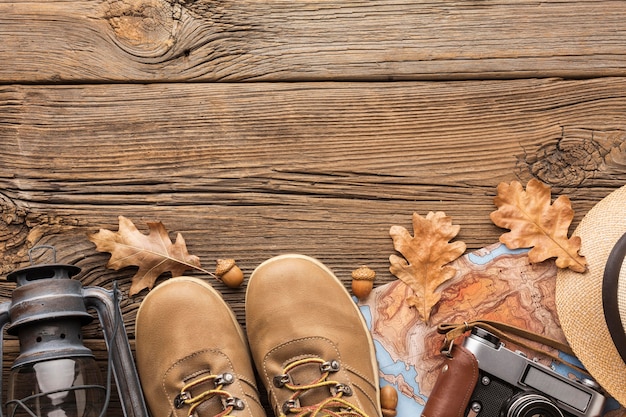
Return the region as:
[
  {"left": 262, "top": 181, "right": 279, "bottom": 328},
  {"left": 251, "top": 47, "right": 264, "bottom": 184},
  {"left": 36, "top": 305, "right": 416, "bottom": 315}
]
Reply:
[{"left": 556, "top": 185, "right": 626, "bottom": 406}]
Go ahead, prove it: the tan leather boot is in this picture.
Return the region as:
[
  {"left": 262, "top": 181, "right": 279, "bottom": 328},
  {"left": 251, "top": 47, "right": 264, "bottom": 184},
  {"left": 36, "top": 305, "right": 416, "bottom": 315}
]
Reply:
[
  {"left": 245, "top": 255, "right": 381, "bottom": 417},
  {"left": 136, "top": 277, "right": 265, "bottom": 417}
]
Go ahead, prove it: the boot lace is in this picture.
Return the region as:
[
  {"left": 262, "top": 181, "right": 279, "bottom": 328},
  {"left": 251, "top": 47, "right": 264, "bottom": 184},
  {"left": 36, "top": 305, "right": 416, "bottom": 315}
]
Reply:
[
  {"left": 174, "top": 372, "right": 245, "bottom": 417},
  {"left": 273, "top": 357, "right": 370, "bottom": 417}
]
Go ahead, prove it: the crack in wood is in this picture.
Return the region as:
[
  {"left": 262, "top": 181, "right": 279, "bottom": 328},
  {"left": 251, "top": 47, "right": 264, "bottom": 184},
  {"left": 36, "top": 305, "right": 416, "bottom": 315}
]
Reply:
[
  {"left": 0, "top": 193, "right": 29, "bottom": 274},
  {"left": 518, "top": 127, "right": 626, "bottom": 189},
  {"left": 0, "top": 193, "right": 83, "bottom": 275}
]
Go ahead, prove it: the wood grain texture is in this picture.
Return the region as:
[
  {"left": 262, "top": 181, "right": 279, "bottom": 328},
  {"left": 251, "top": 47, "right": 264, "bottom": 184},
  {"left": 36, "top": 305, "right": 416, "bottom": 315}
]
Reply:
[
  {"left": 2, "top": 0, "right": 626, "bottom": 82},
  {"left": 2, "top": 79, "right": 626, "bottom": 318}
]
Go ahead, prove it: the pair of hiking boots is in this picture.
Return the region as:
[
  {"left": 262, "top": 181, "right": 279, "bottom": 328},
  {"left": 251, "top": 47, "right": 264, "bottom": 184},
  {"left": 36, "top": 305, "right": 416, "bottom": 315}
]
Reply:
[{"left": 135, "top": 254, "right": 382, "bottom": 417}]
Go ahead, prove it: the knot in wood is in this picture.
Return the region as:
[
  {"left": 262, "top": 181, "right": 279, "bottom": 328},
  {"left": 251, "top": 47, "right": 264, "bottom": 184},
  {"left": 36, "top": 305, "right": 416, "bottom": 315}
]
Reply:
[{"left": 105, "top": 0, "right": 177, "bottom": 58}]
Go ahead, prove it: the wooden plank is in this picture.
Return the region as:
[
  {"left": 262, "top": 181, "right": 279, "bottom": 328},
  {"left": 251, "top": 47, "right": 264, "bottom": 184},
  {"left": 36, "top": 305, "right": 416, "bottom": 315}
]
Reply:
[
  {"left": 2, "top": 78, "right": 625, "bottom": 290},
  {"left": 2, "top": 1, "right": 626, "bottom": 82}
]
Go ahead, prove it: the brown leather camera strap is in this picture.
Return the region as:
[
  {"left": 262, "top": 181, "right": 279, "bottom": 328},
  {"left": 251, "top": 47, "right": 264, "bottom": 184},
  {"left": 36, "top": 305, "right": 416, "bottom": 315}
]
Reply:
[{"left": 436, "top": 320, "right": 588, "bottom": 376}]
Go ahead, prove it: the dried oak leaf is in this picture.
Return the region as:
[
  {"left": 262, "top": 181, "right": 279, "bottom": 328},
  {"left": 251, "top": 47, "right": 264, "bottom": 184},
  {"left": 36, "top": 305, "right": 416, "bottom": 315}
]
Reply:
[
  {"left": 490, "top": 179, "right": 586, "bottom": 273},
  {"left": 389, "top": 211, "right": 466, "bottom": 323},
  {"left": 89, "top": 216, "right": 201, "bottom": 296}
]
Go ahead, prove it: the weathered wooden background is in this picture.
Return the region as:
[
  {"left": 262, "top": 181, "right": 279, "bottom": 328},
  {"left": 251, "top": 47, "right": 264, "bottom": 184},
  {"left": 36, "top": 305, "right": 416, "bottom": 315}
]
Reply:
[{"left": 2, "top": 0, "right": 626, "bottom": 415}]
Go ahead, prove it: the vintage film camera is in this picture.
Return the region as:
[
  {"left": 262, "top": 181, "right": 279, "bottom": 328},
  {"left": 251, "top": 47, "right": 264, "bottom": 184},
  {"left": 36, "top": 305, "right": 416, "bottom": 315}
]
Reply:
[{"left": 424, "top": 327, "right": 607, "bottom": 417}]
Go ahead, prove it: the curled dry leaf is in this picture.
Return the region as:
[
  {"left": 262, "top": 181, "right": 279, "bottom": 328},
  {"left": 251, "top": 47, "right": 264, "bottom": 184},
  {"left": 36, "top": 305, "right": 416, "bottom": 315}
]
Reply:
[
  {"left": 490, "top": 179, "right": 586, "bottom": 273},
  {"left": 89, "top": 216, "right": 202, "bottom": 296},
  {"left": 389, "top": 211, "right": 466, "bottom": 324}
]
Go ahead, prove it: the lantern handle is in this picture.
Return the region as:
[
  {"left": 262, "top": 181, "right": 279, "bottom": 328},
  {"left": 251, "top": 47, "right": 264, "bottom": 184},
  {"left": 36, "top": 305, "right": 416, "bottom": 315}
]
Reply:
[
  {"left": 83, "top": 283, "right": 149, "bottom": 417},
  {"left": 0, "top": 300, "right": 11, "bottom": 417},
  {"left": 27, "top": 245, "right": 57, "bottom": 265}
]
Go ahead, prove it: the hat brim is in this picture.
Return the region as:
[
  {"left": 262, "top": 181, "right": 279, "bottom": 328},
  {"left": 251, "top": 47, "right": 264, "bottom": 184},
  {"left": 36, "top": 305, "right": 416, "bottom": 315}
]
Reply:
[{"left": 556, "top": 185, "right": 626, "bottom": 406}]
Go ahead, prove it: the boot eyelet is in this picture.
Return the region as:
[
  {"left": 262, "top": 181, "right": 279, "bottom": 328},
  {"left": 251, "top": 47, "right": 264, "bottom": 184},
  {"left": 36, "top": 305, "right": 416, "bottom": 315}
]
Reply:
[
  {"left": 273, "top": 374, "right": 290, "bottom": 387},
  {"left": 215, "top": 372, "right": 235, "bottom": 386},
  {"left": 320, "top": 360, "right": 340, "bottom": 373},
  {"left": 174, "top": 391, "right": 191, "bottom": 408},
  {"left": 225, "top": 396, "right": 245, "bottom": 410},
  {"left": 282, "top": 399, "right": 300, "bottom": 414},
  {"left": 332, "top": 383, "right": 353, "bottom": 396}
]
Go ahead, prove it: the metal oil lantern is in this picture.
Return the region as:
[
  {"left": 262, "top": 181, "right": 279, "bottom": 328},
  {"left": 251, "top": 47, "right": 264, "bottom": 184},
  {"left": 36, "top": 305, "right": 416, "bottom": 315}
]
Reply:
[{"left": 0, "top": 246, "right": 148, "bottom": 417}]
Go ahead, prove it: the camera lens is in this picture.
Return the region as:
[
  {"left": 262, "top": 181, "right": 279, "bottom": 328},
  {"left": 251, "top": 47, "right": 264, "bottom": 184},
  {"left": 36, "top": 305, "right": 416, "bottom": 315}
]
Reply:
[
  {"left": 503, "top": 392, "right": 564, "bottom": 417},
  {"left": 470, "top": 327, "right": 500, "bottom": 348}
]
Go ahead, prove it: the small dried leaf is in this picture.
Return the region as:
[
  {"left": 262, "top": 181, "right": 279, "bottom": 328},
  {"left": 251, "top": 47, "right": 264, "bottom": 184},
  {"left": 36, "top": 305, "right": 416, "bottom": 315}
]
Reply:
[
  {"left": 389, "top": 211, "right": 466, "bottom": 323},
  {"left": 490, "top": 179, "right": 586, "bottom": 272},
  {"left": 89, "top": 216, "right": 201, "bottom": 295}
]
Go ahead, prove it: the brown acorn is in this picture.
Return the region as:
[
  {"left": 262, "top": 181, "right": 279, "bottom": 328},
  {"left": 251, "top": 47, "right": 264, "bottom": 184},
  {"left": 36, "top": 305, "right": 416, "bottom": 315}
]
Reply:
[
  {"left": 215, "top": 259, "right": 244, "bottom": 288},
  {"left": 380, "top": 385, "right": 398, "bottom": 417},
  {"left": 351, "top": 266, "right": 376, "bottom": 300}
]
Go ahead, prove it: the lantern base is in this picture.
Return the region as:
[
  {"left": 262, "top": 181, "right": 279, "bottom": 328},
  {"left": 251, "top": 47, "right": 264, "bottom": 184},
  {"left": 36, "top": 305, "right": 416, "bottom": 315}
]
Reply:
[{"left": 7, "top": 356, "right": 106, "bottom": 417}]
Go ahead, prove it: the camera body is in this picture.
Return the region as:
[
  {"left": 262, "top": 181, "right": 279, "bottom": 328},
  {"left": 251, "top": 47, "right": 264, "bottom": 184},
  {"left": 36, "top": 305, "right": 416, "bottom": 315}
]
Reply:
[{"left": 429, "top": 327, "right": 607, "bottom": 417}]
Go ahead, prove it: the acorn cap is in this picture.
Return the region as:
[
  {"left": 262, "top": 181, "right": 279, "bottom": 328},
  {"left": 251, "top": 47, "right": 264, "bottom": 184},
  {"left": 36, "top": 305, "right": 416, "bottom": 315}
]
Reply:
[
  {"left": 215, "top": 258, "right": 236, "bottom": 276},
  {"left": 351, "top": 266, "right": 376, "bottom": 281}
]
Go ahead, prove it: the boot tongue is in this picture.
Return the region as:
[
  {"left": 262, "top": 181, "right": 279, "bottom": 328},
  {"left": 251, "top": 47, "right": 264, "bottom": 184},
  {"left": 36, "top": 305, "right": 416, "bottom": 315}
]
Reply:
[
  {"left": 179, "top": 376, "right": 226, "bottom": 417},
  {"left": 164, "top": 349, "right": 243, "bottom": 417},
  {"left": 264, "top": 337, "right": 356, "bottom": 416},
  {"left": 289, "top": 359, "right": 337, "bottom": 406}
]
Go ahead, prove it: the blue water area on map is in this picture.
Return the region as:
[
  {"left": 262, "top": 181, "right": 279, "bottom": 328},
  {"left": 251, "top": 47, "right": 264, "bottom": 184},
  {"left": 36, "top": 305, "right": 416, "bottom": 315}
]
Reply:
[
  {"left": 467, "top": 243, "right": 528, "bottom": 265},
  {"left": 358, "top": 302, "right": 426, "bottom": 415}
]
